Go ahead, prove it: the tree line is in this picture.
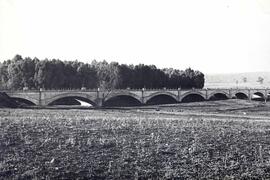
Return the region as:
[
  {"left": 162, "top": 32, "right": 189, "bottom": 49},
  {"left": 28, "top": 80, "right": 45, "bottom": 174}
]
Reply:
[{"left": 0, "top": 55, "right": 204, "bottom": 90}]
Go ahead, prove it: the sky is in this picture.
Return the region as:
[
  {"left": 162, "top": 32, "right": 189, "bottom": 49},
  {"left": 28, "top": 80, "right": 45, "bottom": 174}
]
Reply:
[{"left": 0, "top": 0, "right": 270, "bottom": 74}]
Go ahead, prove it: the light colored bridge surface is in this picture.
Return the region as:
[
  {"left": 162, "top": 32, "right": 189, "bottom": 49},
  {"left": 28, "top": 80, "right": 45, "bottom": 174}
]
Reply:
[{"left": 5, "top": 88, "right": 270, "bottom": 107}]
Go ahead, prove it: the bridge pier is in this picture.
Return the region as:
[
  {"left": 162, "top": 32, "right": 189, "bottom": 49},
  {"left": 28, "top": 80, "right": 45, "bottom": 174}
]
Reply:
[
  {"left": 248, "top": 89, "right": 252, "bottom": 101},
  {"left": 141, "top": 88, "right": 145, "bottom": 104},
  {"left": 95, "top": 98, "right": 103, "bottom": 107},
  {"left": 265, "top": 89, "right": 268, "bottom": 102},
  {"left": 96, "top": 88, "right": 103, "bottom": 107},
  {"left": 205, "top": 88, "right": 208, "bottom": 100},
  {"left": 177, "top": 88, "right": 181, "bottom": 102},
  {"left": 228, "top": 89, "right": 232, "bottom": 99},
  {"left": 38, "top": 90, "right": 42, "bottom": 106}
]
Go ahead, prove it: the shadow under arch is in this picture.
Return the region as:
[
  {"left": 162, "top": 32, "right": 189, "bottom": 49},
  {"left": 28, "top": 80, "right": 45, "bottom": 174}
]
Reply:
[
  {"left": 103, "top": 95, "right": 142, "bottom": 107},
  {"left": 235, "top": 92, "right": 248, "bottom": 100},
  {"left": 208, "top": 93, "right": 229, "bottom": 101},
  {"left": 146, "top": 94, "right": 178, "bottom": 105},
  {"left": 252, "top": 92, "right": 265, "bottom": 101},
  {"left": 48, "top": 96, "right": 96, "bottom": 106},
  {"left": 11, "top": 97, "right": 36, "bottom": 106},
  {"left": 181, "top": 93, "right": 205, "bottom": 103}
]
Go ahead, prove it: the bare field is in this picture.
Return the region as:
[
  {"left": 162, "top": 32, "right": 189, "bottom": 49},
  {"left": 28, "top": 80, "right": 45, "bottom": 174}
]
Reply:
[{"left": 1, "top": 100, "right": 270, "bottom": 179}]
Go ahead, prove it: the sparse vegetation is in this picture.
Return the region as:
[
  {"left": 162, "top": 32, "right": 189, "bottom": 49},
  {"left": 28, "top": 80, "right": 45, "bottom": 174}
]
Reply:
[
  {"left": 1, "top": 100, "right": 270, "bottom": 179},
  {"left": 257, "top": 76, "right": 264, "bottom": 84},
  {"left": 242, "top": 77, "right": 247, "bottom": 83},
  {"left": 205, "top": 72, "right": 270, "bottom": 88}
]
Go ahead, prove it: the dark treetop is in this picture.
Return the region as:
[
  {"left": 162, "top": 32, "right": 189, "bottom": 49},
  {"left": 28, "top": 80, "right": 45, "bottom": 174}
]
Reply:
[{"left": 0, "top": 55, "right": 204, "bottom": 90}]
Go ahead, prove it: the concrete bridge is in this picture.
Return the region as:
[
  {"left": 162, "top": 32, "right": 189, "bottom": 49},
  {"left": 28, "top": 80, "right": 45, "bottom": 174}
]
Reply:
[{"left": 4, "top": 88, "right": 270, "bottom": 107}]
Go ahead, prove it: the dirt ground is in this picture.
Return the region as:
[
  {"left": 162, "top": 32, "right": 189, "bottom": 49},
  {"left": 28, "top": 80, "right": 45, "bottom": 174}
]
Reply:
[
  {"left": 1, "top": 99, "right": 270, "bottom": 179},
  {"left": 137, "top": 99, "right": 270, "bottom": 116}
]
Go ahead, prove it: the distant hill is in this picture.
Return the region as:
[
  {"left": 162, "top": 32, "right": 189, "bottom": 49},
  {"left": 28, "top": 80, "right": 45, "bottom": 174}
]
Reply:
[{"left": 205, "top": 72, "right": 270, "bottom": 88}]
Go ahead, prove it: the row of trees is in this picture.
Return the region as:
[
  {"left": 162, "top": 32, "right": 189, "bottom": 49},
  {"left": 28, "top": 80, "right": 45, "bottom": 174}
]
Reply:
[{"left": 0, "top": 55, "right": 205, "bottom": 90}]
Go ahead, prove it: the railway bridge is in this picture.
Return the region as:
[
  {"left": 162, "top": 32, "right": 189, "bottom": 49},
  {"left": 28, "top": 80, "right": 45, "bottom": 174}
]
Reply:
[{"left": 4, "top": 88, "right": 270, "bottom": 107}]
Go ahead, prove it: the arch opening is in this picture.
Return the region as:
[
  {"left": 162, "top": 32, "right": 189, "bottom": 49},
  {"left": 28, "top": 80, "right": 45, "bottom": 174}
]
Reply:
[
  {"left": 103, "top": 95, "right": 141, "bottom": 107},
  {"left": 181, "top": 94, "right": 205, "bottom": 103},
  {"left": 252, "top": 92, "right": 264, "bottom": 101},
  {"left": 235, "top": 93, "right": 248, "bottom": 100},
  {"left": 209, "top": 93, "right": 228, "bottom": 101},
  {"left": 11, "top": 97, "right": 36, "bottom": 106},
  {"left": 146, "top": 94, "right": 177, "bottom": 105},
  {"left": 48, "top": 96, "right": 96, "bottom": 107}
]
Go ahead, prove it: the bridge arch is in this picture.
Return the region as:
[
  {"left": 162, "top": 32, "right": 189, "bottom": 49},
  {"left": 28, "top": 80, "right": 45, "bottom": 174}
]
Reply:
[
  {"left": 104, "top": 91, "right": 141, "bottom": 102},
  {"left": 103, "top": 95, "right": 142, "bottom": 107},
  {"left": 208, "top": 91, "right": 229, "bottom": 100},
  {"left": 11, "top": 97, "right": 37, "bottom": 105},
  {"left": 145, "top": 92, "right": 178, "bottom": 105},
  {"left": 180, "top": 91, "right": 206, "bottom": 102},
  {"left": 45, "top": 93, "right": 97, "bottom": 106},
  {"left": 9, "top": 95, "right": 38, "bottom": 105},
  {"left": 253, "top": 92, "right": 264, "bottom": 98},
  {"left": 233, "top": 92, "right": 249, "bottom": 99},
  {"left": 267, "top": 91, "right": 270, "bottom": 101},
  {"left": 251, "top": 92, "right": 265, "bottom": 101},
  {"left": 104, "top": 91, "right": 142, "bottom": 106}
]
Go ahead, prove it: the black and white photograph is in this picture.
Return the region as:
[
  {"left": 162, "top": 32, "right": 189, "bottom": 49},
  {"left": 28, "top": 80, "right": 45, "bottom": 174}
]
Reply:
[{"left": 1, "top": 0, "right": 270, "bottom": 179}]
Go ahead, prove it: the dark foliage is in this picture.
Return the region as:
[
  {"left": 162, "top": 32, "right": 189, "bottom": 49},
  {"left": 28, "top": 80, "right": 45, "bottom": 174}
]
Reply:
[{"left": 0, "top": 55, "right": 204, "bottom": 90}]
